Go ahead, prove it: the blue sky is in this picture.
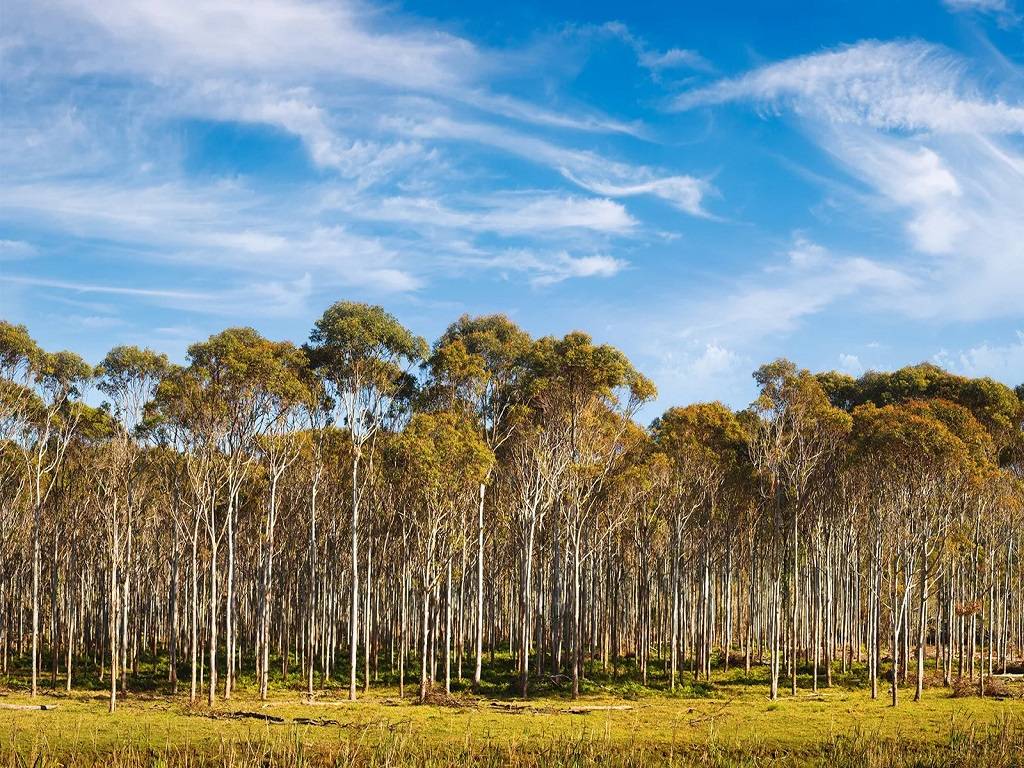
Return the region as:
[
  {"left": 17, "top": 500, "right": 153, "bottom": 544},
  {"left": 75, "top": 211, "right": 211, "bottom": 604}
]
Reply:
[{"left": 2, "top": 0, "right": 1023, "bottom": 410}]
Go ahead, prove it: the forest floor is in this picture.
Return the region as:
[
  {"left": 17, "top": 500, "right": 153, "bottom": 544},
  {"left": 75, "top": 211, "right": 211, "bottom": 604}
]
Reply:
[{"left": 1, "top": 659, "right": 1023, "bottom": 766}]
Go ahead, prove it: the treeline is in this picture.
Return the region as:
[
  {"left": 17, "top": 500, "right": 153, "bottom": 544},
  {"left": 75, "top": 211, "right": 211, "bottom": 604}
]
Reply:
[{"left": 0, "top": 305, "right": 1022, "bottom": 713}]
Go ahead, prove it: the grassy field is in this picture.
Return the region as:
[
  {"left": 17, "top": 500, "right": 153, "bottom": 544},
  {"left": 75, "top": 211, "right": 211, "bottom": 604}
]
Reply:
[{"left": 2, "top": 659, "right": 1022, "bottom": 766}]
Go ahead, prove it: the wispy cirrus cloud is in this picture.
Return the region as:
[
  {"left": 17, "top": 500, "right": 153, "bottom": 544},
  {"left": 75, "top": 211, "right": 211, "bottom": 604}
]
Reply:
[
  {"left": 0, "top": 240, "right": 37, "bottom": 260},
  {"left": 17, "top": 0, "right": 482, "bottom": 93},
  {"left": 0, "top": 178, "right": 420, "bottom": 293},
  {"left": 473, "top": 250, "right": 627, "bottom": 287},
  {"left": 674, "top": 40, "right": 1024, "bottom": 134},
  {"left": 626, "top": 233, "right": 914, "bottom": 408},
  {"left": 0, "top": 273, "right": 317, "bottom": 317},
  {"left": 339, "top": 193, "right": 636, "bottom": 235},
  {"left": 599, "top": 22, "right": 712, "bottom": 76},
  {"left": 391, "top": 115, "right": 713, "bottom": 215},
  {"left": 673, "top": 39, "right": 1024, "bottom": 321},
  {"left": 678, "top": 236, "right": 912, "bottom": 344},
  {"left": 2, "top": 0, "right": 702, "bottom": 317},
  {"left": 942, "top": 0, "right": 1019, "bottom": 24},
  {"left": 603, "top": 38, "right": 1024, "bottom": 404},
  {"left": 944, "top": 0, "right": 1009, "bottom": 10}
]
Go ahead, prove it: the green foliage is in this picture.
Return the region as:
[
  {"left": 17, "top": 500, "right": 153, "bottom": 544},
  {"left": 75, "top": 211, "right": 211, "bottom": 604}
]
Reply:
[
  {"left": 654, "top": 402, "right": 748, "bottom": 479},
  {"left": 527, "top": 331, "right": 656, "bottom": 412},
  {"left": 307, "top": 302, "right": 426, "bottom": 442},
  {"left": 97, "top": 345, "right": 171, "bottom": 432},
  {"left": 0, "top": 320, "right": 41, "bottom": 380},
  {"left": 37, "top": 350, "right": 92, "bottom": 399},
  {"left": 815, "top": 370, "right": 858, "bottom": 411},
  {"left": 850, "top": 401, "right": 972, "bottom": 478},
  {"left": 396, "top": 410, "right": 494, "bottom": 501},
  {"left": 819, "top": 363, "right": 1023, "bottom": 462},
  {"left": 189, "top": 328, "right": 308, "bottom": 404},
  {"left": 308, "top": 302, "right": 427, "bottom": 388}
]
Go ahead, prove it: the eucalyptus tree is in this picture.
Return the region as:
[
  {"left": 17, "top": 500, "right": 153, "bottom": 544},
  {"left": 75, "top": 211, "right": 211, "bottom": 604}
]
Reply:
[
  {"left": 185, "top": 328, "right": 289, "bottom": 699},
  {"left": 0, "top": 324, "right": 37, "bottom": 604},
  {"left": 0, "top": 321, "right": 92, "bottom": 698},
  {"left": 526, "top": 332, "right": 655, "bottom": 698},
  {"left": 850, "top": 401, "right": 971, "bottom": 706},
  {"left": 296, "top": 366, "right": 333, "bottom": 699},
  {"left": 2, "top": 310, "right": 1023, "bottom": 709},
  {"left": 748, "top": 360, "right": 850, "bottom": 698},
  {"left": 307, "top": 302, "right": 426, "bottom": 700},
  {"left": 95, "top": 346, "right": 169, "bottom": 711},
  {"left": 428, "top": 315, "right": 531, "bottom": 690},
  {"left": 50, "top": 420, "right": 108, "bottom": 692},
  {"left": 653, "top": 402, "right": 749, "bottom": 685},
  {"left": 142, "top": 383, "right": 199, "bottom": 698},
  {"left": 610, "top": 436, "right": 671, "bottom": 686},
  {"left": 502, "top": 414, "right": 571, "bottom": 697},
  {"left": 234, "top": 337, "right": 309, "bottom": 701},
  {"left": 392, "top": 410, "right": 492, "bottom": 701},
  {"left": 149, "top": 360, "right": 228, "bottom": 704}
]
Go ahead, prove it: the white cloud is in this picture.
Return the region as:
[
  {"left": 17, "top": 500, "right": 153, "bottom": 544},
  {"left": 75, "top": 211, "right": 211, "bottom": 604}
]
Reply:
[
  {"left": 0, "top": 179, "right": 422, "bottom": 294},
  {"left": 639, "top": 341, "right": 750, "bottom": 408},
  {"left": 630, "top": 236, "right": 911, "bottom": 408},
  {"left": 393, "top": 115, "right": 712, "bottom": 215},
  {"left": 690, "top": 343, "right": 743, "bottom": 380},
  {"left": 473, "top": 250, "right": 627, "bottom": 286},
  {"left": 619, "top": 39, "right": 1024, "bottom": 409},
  {"left": 838, "top": 353, "right": 863, "bottom": 375},
  {"left": 41, "top": 0, "right": 481, "bottom": 92},
  {"left": 822, "top": 129, "right": 1024, "bottom": 318},
  {"left": 944, "top": 0, "right": 1008, "bottom": 9},
  {"left": 935, "top": 331, "right": 1024, "bottom": 383},
  {"left": 828, "top": 130, "right": 966, "bottom": 254},
  {"left": 0, "top": 239, "right": 36, "bottom": 260},
  {"left": 559, "top": 172, "right": 710, "bottom": 217},
  {"left": 787, "top": 235, "right": 828, "bottom": 268},
  {"left": 674, "top": 41, "right": 1024, "bottom": 135},
  {"left": 942, "top": 0, "right": 1016, "bottom": 17},
  {"left": 673, "top": 40, "right": 1024, "bottom": 322},
  {"left": 2, "top": 0, "right": 708, "bottom": 313},
  {"left": 680, "top": 237, "right": 911, "bottom": 344},
  {"left": 177, "top": 81, "right": 431, "bottom": 184},
  {"left": 42, "top": 0, "right": 641, "bottom": 138},
  {"left": 341, "top": 193, "right": 636, "bottom": 235},
  {"left": 0, "top": 274, "right": 210, "bottom": 301},
  {"left": 600, "top": 22, "right": 711, "bottom": 75},
  {"left": 638, "top": 48, "right": 709, "bottom": 72},
  {"left": 0, "top": 272, "right": 317, "bottom": 317}
]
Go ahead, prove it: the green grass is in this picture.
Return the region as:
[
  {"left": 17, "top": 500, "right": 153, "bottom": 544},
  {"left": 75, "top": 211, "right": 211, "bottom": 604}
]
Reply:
[{"left": 1, "top": 654, "right": 1022, "bottom": 766}]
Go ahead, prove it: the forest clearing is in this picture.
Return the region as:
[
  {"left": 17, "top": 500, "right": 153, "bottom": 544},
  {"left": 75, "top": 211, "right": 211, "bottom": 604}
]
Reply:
[{"left": 2, "top": 662, "right": 1023, "bottom": 766}]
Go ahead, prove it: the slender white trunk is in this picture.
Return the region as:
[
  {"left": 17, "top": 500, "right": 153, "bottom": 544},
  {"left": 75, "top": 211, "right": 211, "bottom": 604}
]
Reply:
[
  {"left": 349, "top": 453, "right": 360, "bottom": 701},
  {"left": 474, "top": 483, "right": 485, "bottom": 690}
]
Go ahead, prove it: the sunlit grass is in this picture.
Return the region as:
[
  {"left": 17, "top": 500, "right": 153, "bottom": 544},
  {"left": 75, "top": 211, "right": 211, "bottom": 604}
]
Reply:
[{"left": 2, "top": 653, "right": 1022, "bottom": 766}]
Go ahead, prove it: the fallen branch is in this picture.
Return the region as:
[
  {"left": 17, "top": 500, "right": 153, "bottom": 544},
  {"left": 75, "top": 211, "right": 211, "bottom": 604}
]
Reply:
[
  {"left": 293, "top": 717, "right": 340, "bottom": 726},
  {"left": 488, "top": 701, "right": 634, "bottom": 715},
  {"left": 687, "top": 695, "right": 736, "bottom": 726},
  {"left": 490, "top": 701, "right": 533, "bottom": 711},
  {"left": 560, "top": 705, "right": 634, "bottom": 714},
  {"left": 206, "top": 711, "right": 285, "bottom": 723},
  {"left": 0, "top": 703, "right": 58, "bottom": 711}
]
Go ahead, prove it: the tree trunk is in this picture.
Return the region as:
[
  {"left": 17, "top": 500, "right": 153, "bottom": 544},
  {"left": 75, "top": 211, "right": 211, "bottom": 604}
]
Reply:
[
  {"left": 474, "top": 483, "right": 485, "bottom": 691},
  {"left": 349, "top": 452, "right": 360, "bottom": 701}
]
